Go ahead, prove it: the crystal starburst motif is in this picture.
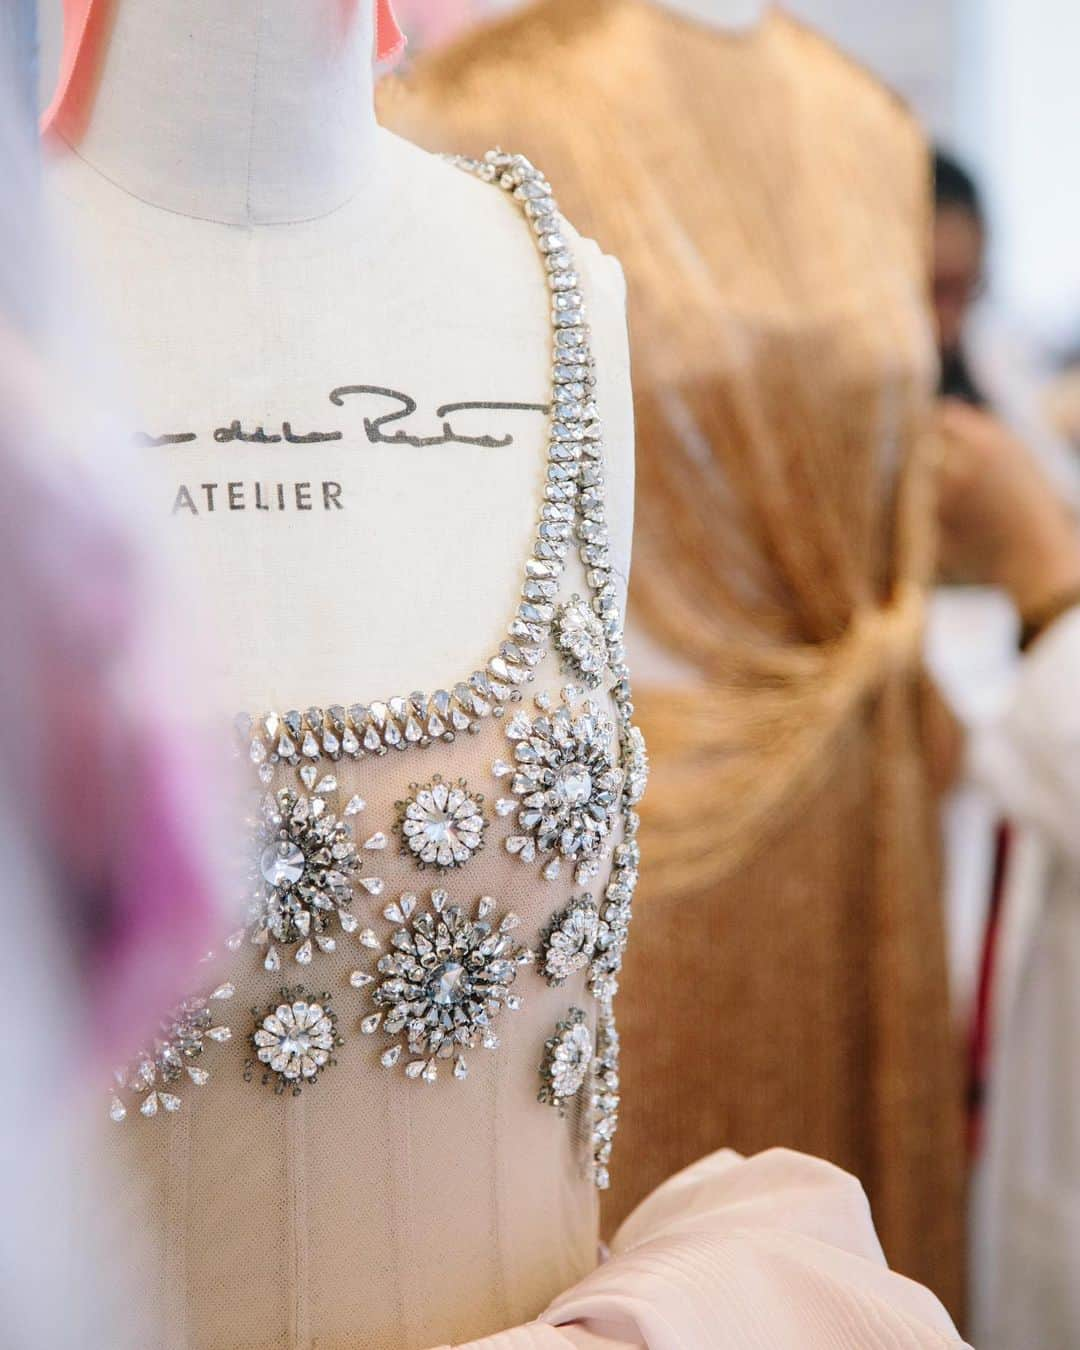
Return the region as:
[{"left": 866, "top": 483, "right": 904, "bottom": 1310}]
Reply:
[
  {"left": 539, "top": 1008, "right": 594, "bottom": 1115},
  {"left": 249, "top": 787, "right": 361, "bottom": 968},
  {"left": 363, "top": 890, "right": 533, "bottom": 1084},
  {"left": 553, "top": 595, "right": 608, "bottom": 688},
  {"left": 395, "top": 775, "right": 487, "bottom": 871},
  {"left": 502, "top": 701, "right": 621, "bottom": 871},
  {"left": 246, "top": 986, "right": 341, "bottom": 1095},
  {"left": 110, "top": 983, "right": 235, "bottom": 1123},
  {"left": 539, "top": 893, "right": 600, "bottom": 987}
]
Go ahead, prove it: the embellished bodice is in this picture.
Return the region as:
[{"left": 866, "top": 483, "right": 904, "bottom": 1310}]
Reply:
[{"left": 99, "top": 152, "right": 646, "bottom": 1350}]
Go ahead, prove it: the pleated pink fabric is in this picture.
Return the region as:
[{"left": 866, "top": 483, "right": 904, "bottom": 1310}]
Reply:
[{"left": 439, "top": 1150, "right": 970, "bottom": 1350}]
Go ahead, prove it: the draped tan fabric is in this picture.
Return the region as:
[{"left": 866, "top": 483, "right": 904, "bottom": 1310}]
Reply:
[{"left": 382, "top": 0, "right": 966, "bottom": 1321}]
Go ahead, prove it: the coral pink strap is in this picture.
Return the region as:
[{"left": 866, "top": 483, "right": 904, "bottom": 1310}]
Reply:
[
  {"left": 40, "top": 0, "right": 95, "bottom": 135},
  {"left": 41, "top": 0, "right": 406, "bottom": 137},
  {"left": 376, "top": 0, "right": 407, "bottom": 63}
]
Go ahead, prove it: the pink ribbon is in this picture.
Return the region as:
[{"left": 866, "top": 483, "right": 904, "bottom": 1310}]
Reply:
[{"left": 41, "top": 0, "right": 406, "bottom": 137}]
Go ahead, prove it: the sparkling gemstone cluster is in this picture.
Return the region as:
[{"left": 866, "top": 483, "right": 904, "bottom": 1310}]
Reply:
[
  {"left": 539, "top": 1008, "right": 594, "bottom": 1114},
  {"left": 394, "top": 775, "right": 487, "bottom": 871},
  {"left": 588, "top": 839, "right": 640, "bottom": 1003},
  {"left": 588, "top": 1009, "right": 621, "bottom": 1190},
  {"left": 110, "top": 983, "right": 234, "bottom": 1122},
  {"left": 539, "top": 893, "right": 600, "bottom": 987},
  {"left": 248, "top": 787, "right": 362, "bottom": 970},
  {"left": 361, "top": 891, "right": 534, "bottom": 1084},
  {"left": 553, "top": 595, "right": 608, "bottom": 688},
  {"left": 500, "top": 699, "right": 622, "bottom": 880},
  {"left": 246, "top": 986, "right": 341, "bottom": 1095}
]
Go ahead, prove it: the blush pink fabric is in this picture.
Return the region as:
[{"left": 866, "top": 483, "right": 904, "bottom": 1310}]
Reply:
[
  {"left": 436, "top": 1150, "right": 970, "bottom": 1350},
  {"left": 0, "top": 329, "right": 224, "bottom": 1066},
  {"left": 41, "top": 0, "right": 406, "bottom": 136}
]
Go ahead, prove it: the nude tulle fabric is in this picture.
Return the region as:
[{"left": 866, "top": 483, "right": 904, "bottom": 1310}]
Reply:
[
  {"left": 96, "top": 687, "right": 605, "bottom": 1350},
  {"left": 380, "top": 0, "right": 966, "bottom": 1317},
  {"left": 438, "top": 1150, "right": 968, "bottom": 1349}
]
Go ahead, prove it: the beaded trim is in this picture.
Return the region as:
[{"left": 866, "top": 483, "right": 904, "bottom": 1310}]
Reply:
[{"left": 234, "top": 149, "right": 634, "bottom": 779}]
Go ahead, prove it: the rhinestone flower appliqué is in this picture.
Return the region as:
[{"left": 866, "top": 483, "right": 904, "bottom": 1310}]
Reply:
[
  {"left": 246, "top": 987, "right": 341, "bottom": 1095},
  {"left": 540, "top": 893, "right": 600, "bottom": 987},
  {"left": 501, "top": 700, "right": 621, "bottom": 878},
  {"left": 110, "top": 983, "right": 235, "bottom": 1122},
  {"left": 250, "top": 787, "right": 361, "bottom": 969},
  {"left": 395, "top": 775, "right": 487, "bottom": 871},
  {"left": 539, "top": 1008, "right": 594, "bottom": 1115},
  {"left": 553, "top": 595, "right": 608, "bottom": 688},
  {"left": 362, "top": 890, "right": 533, "bottom": 1084}
]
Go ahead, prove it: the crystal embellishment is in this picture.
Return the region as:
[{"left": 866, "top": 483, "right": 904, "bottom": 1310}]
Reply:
[
  {"left": 246, "top": 986, "right": 341, "bottom": 1095},
  {"left": 394, "top": 775, "right": 487, "bottom": 871},
  {"left": 539, "top": 1007, "right": 594, "bottom": 1114},
  {"left": 364, "top": 890, "right": 533, "bottom": 1083},
  {"left": 110, "top": 983, "right": 235, "bottom": 1123},
  {"left": 249, "top": 787, "right": 362, "bottom": 964},
  {"left": 539, "top": 893, "right": 600, "bottom": 987},
  {"left": 588, "top": 1008, "right": 621, "bottom": 1189},
  {"left": 622, "top": 724, "right": 650, "bottom": 807},
  {"left": 502, "top": 700, "right": 621, "bottom": 871},
  {"left": 553, "top": 595, "right": 608, "bottom": 688},
  {"left": 210, "top": 149, "right": 645, "bottom": 1193}
]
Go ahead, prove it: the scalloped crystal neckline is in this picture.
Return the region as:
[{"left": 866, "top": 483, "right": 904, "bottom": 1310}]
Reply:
[{"left": 233, "top": 149, "right": 632, "bottom": 781}]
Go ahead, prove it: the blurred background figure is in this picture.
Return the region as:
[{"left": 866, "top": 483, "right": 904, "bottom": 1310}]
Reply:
[
  {"left": 925, "top": 146, "right": 1080, "bottom": 1056},
  {"left": 0, "top": 5, "right": 227, "bottom": 1344},
  {"left": 925, "top": 145, "right": 1080, "bottom": 1350},
  {"left": 932, "top": 148, "right": 1076, "bottom": 491},
  {"left": 933, "top": 393, "right": 1080, "bottom": 1350},
  {"left": 383, "top": 0, "right": 966, "bottom": 1318}
]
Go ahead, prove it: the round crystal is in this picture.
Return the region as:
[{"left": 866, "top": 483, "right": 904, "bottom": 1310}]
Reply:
[
  {"left": 554, "top": 763, "right": 593, "bottom": 807},
  {"left": 260, "top": 840, "right": 305, "bottom": 887},
  {"left": 423, "top": 815, "right": 452, "bottom": 845},
  {"left": 280, "top": 1029, "right": 312, "bottom": 1057},
  {"left": 429, "top": 961, "right": 467, "bottom": 1006}
]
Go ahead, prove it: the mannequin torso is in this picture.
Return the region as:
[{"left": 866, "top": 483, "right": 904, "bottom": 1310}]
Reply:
[
  {"left": 43, "top": 0, "right": 634, "bottom": 719},
  {"left": 47, "top": 7, "right": 640, "bottom": 1347}
]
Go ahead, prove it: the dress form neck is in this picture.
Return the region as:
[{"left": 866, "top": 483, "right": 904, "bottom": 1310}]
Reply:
[
  {"left": 57, "top": 0, "right": 378, "bottom": 225},
  {"left": 651, "top": 0, "right": 768, "bottom": 31}
]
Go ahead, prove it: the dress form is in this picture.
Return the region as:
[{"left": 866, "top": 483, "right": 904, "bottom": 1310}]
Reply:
[
  {"left": 43, "top": 0, "right": 634, "bottom": 720},
  {"left": 44, "top": 7, "right": 642, "bottom": 1347},
  {"left": 381, "top": 0, "right": 966, "bottom": 1323}
]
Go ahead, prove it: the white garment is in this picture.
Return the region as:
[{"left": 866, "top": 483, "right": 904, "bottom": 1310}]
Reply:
[
  {"left": 928, "top": 309, "right": 1080, "bottom": 1024},
  {"left": 963, "top": 606, "right": 1080, "bottom": 1349}
]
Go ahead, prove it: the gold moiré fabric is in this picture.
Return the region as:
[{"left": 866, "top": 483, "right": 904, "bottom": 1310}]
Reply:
[{"left": 382, "top": 0, "right": 966, "bottom": 1319}]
